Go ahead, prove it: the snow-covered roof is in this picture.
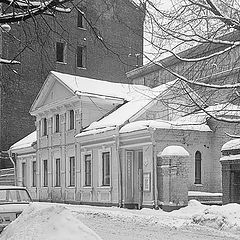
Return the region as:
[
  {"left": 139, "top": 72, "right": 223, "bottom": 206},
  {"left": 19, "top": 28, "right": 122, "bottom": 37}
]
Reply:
[
  {"left": 85, "top": 80, "right": 189, "bottom": 131},
  {"left": 52, "top": 71, "right": 150, "bottom": 101},
  {"left": 119, "top": 119, "right": 211, "bottom": 134},
  {"left": 159, "top": 146, "right": 189, "bottom": 157},
  {"left": 10, "top": 131, "right": 36, "bottom": 151},
  {"left": 221, "top": 139, "right": 240, "bottom": 151}
]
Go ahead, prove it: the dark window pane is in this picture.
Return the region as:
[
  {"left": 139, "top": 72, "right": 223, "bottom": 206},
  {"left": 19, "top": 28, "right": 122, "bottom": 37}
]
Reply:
[
  {"left": 70, "top": 157, "right": 75, "bottom": 186},
  {"left": 55, "top": 114, "right": 60, "bottom": 133},
  {"left": 43, "top": 118, "right": 47, "bottom": 136},
  {"left": 43, "top": 160, "right": 48, "bottom": 187},
  {"left": 56, "top": 42, "right": 65, "bottom": 63},
  {"left": 195, "top": 151, "right": 201, "bottom": 184},
  {"left": 69, "top": 110, "right": 75, "bottom": 130},
  {"left": 56, "top": 158, "right": 61, "bottom": 187},
  {"left": 85, "top": 155, "right": 91, "bottom": 186},
  {"left": 32, "top": 161, "right": 36, "bottom": 187},
  {"left": 77, "top": 11, "right": 84, "bottom": 28},
  {"left": 102, "top": 152, "right": 110, "bottom": 186},
  {"left": 77, "top": 46, "right": 86, "bottom": 68},
  {"left": 22, "top": 163, "right": 26, "bottom": 187}
]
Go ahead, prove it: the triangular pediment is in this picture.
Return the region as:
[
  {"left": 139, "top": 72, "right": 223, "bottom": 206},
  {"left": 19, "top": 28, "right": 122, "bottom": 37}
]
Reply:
[{"left": 30, "top": 72, "right": 75, "bottom": 114}]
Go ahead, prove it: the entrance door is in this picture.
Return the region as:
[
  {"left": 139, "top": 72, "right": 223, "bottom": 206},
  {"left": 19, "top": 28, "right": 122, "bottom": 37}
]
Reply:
[
  {"left": 137, "top": 151, "right": 143, "bottom": 209},
  {"left": 126, "top": 151, "right": 134, "bottom": 204},
  {"left": 232, "top": 171, "right": 240, "bottom": 203}
]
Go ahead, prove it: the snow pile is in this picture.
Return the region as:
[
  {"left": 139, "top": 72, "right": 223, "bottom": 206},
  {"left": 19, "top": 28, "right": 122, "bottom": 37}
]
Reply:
[
  {"left": 0, "top": 203, "right": 102, "bottom": 240},
  {"left": 160, "top": 145, "right": 189, "bottom": 156},
  {"left": 221, "top": 138, "right": 240, "bottom": 151},
  {"left": 188, "top": 202, "right": 240, "bottom": 232}
]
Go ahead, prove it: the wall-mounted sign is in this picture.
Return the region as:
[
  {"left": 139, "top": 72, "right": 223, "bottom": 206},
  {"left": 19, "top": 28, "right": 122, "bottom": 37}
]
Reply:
[{"left": 143, "top": 172, "right": 151, "bottom": 192}]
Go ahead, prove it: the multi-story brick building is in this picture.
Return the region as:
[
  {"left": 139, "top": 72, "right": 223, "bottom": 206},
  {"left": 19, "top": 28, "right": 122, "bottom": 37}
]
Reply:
[{"left": 0, "top": 0, "right": 145, "bottom": 161}]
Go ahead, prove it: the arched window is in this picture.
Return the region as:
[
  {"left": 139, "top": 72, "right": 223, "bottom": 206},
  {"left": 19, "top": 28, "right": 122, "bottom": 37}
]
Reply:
[{"left": 195, "top": 151, "right": 202, "bottom": 184}]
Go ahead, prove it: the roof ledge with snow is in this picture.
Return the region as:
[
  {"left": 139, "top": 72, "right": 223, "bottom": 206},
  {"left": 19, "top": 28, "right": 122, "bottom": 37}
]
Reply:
[{"left": 159, "top": 146, "right": 189, "bottom": 157}]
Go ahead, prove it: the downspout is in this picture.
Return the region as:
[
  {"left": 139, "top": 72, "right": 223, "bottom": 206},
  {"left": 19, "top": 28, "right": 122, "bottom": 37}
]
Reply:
[
  {"left": 149, "top": 127, "right": 158, "bottom": 209},
  {"left": 115, "top": 126, "right": 123, "bottom": 207}
]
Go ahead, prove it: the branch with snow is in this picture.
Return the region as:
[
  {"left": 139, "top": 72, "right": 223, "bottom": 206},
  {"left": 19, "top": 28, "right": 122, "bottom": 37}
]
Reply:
[{"left": 0, "top": 58, "right": 20, "bottom": 64}]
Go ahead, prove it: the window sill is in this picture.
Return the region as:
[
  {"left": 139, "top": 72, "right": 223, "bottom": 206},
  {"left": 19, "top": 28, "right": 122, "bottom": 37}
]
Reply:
[
  {"left": 77, "top": 67, "right": 87, "bottom": 70},
  {"left": 77, "top": 27, "right": 87, "bottom": 31},
  {"left": 194, "top": 184, "right": 203, "bottom": 187},
  {"left": 56, "top": 61, "right": 67, "bottom": 65},
  {"left": 97, "top": 186, "right": 112, "bottom": 190},
  {"left": 67, "top": 186, "right": 75, "bottom": 189}
]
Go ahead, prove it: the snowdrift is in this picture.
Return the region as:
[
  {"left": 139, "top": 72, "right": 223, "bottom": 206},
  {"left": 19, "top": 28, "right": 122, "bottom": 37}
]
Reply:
[{"left": 0, "top": 203, "right": 102, "bottom": 240}]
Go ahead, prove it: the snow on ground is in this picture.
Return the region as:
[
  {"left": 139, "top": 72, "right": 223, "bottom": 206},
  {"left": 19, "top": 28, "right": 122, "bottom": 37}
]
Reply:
[
  {"left": 2, "top": 200, "right": 240, "bottom": 239},
  {"left": 0, "top": 203, "right": 102, "bottom": 240}
]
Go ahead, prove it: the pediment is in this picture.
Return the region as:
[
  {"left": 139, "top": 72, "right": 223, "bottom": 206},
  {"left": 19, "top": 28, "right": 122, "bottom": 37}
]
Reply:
[{"left": 30, "top": 72, "right": 75, "bottom": 114}]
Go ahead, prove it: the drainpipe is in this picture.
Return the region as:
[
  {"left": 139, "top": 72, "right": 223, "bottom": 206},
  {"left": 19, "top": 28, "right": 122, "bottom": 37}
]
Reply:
[
  {"left": 114, "top": 127, "right": 123, "bottom": 207},
  {"left": 149, "top": 127, "right": 158, "bottom": 209},
  {"left": 6, "top": 150, "right": 17, "bottom": 186}
]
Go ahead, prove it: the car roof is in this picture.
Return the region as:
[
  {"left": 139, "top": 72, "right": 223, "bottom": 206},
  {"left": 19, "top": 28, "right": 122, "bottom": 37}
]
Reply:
[{"left": 0, "top": 186, "right": 28, "bottom": 190}]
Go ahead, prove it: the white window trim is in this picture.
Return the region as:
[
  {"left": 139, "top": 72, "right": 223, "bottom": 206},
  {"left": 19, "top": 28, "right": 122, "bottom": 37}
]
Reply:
[
  {"left": 66, "top": 156, "right": 76, "bottom": 187},
  {"left": 81, "top": 151, "right": 93, "bottom": 188},
  {"left": 41, "top": 159, "right": 48, "bottom": 187},
  {"left": 98, "top": 148, "right": 111, "bottom": 188},
  {"left": 31, "top": 158, "right": 37, "bottom": 187},
  {"left": 67, "top": 110, "right": 76, "bottom": 131},
  {"left": 53, "top": 157, "right": 61, "bottom": 187}
]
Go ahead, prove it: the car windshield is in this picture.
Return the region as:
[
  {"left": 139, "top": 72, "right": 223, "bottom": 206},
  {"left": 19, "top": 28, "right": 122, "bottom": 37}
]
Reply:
[{"left": 0, "top": 189, "right": 31, "bottom": 204}]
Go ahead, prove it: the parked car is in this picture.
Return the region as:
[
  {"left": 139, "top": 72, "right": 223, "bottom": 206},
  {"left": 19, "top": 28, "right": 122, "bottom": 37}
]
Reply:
[{"left": 0, "top": 186, "right": 32, "bottom": 232}]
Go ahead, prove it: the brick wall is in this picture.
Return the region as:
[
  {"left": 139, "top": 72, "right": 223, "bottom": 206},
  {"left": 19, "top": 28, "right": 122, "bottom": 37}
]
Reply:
[{"left": 0, "top": 0, "right": 144, "bottom": 153}]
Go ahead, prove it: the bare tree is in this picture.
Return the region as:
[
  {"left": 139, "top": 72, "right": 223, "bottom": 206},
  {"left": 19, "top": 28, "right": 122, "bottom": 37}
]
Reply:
[{"left": 137, "top": 0, "right": 240, "bottom": 123}]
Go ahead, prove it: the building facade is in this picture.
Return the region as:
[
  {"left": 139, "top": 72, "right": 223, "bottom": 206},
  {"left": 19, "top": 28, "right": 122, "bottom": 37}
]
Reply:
[
  {"left": 10, "top": 71, "right": 240, "bottom": 208},
  {"left": 0, "top": 0, "right": 145, "bottom": 158}
]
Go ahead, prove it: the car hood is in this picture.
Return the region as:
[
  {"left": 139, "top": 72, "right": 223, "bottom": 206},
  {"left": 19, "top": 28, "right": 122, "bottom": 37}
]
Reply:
[{"left": 0, "top": 203, "right": 30, "bottom": 213}]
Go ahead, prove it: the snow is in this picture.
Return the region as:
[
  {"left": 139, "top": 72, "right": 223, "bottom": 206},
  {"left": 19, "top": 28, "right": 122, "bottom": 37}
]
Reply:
[
  {"left": 220, "top": 154, "right": 240, "bottom": 161},
  {"left": 85, "top": 80, "right": 182, "bottom": 131},
  {"left": 10, "top": 131, "right": 36, "bottom": 151},
  {"left": 221, "top": 139, "right": 240, "bottom": 151},
  {"left": 119, "top": 119, "right": 211, "bottom": 133},
  {"left": 2, "top": 200, "right": 240, "bottom": 239},
  {"left": 160, "top": 145, "right": 189, "bottom": 157},
  {"left": 0, "top": 203, "right": 102, "bottom": 240},
  {"left": 188, "top": 191, "right": 222, "bottom": 197},
  {"left": 52, "top": 71, "right": 150, "bottom": 102},
  {"left": 76, "top": 127, "right": 116, "bottom": 137}
]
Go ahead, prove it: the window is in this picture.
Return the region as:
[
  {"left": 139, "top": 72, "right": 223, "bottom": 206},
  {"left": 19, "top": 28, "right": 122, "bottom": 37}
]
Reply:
[
  {"left": 56, "top": 42, "right": 65, "bottom": 63},
  {"left": 84, "top": 154, "right": 91, "bottom": 186},
  {"left": 69, "top": 157, "right": 75, "bottom": 186},
  {"left": 43, "top": 118, "right": 47, "bottom": 136},
  {"left": 195, "top": 151, "right": 202, "bottom": 184},
  {"left": 102, "top": 152, "right": 110, "bottom": 186},
  {"left": 55, "top": 158, "right": 61, "bottom": 187},
  {"left": 77, "top": 10, "right": 85, "bottom": 28},
  {"left": 32, "top": 161, "right": 36, "bottom": 187},
  {"left": 55, "top": 114, "right": 60, "bottom": 133},
  {"left": 43, "top": 160, "right": 48, "bottom": 187},
  {"left": 22, "top": 163, "right": 26, "bottom": 187},
  {"left": 76, "top": 46, "right": 86, "bottom": 68},
  {"left": 69, "top": 110, "right": 75, "bottom": 130}
]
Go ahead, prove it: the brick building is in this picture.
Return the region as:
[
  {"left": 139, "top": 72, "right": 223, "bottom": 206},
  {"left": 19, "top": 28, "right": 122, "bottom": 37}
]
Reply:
[{"left": 0, "top": 0, "right": 145, "bottom": 161}]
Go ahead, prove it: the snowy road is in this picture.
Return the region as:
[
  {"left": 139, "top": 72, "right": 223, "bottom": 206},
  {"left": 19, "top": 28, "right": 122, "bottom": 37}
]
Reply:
[{"left": 73, "top": 206, "right": 240, "bottom": 240}]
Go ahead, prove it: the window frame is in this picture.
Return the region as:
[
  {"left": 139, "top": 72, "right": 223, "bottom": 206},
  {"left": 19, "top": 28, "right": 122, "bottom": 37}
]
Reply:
[
  {"left": 98, "top": 148, "right": 111, "bottom": 187},
  {"left": 42, "top": 118, "right": 47, "bottom": 136},
  {"left": 69, "top": 110, "right": 75, "bottom": 130},
  {"left": 56, "top": 42, "right": 66, "bottom": 63},
  {"left": 69, "top": 156, "right": 75, "bottom": 187},
  {"left": 77, "top": 10, "right": 85, "bottom": 29},
  {"left": 32, "top": 160, "right": 37, "bottom": 187},
  {"left": 42, "top": 159, "right": 48, "bottom": 187},
  {"left": 76, "top": 45, "right": 86, "bottom": 68},
  {"left": 55, "top": 158, "right": 61, "bottom": 187},
  {"left": 54, "top": 114, "right": 60, "bottom": 133},
  {"left": 195, "top": 151, "right": 202, "bottom": 184},
  {"left": 22, "top": 162, "right": 26, "bottom": 187},
  {"left": 84, "top": 154, "right": 92, "bottom": 187}
]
